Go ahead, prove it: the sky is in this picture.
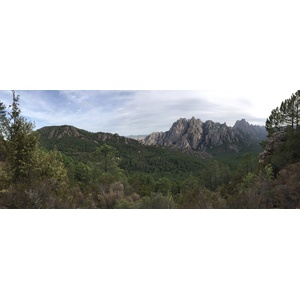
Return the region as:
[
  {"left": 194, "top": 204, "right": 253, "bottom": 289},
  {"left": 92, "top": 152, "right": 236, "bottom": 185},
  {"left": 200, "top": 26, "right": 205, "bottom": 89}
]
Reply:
[{"left": 0, "top": 89, "right": 296, "bottom": 136}]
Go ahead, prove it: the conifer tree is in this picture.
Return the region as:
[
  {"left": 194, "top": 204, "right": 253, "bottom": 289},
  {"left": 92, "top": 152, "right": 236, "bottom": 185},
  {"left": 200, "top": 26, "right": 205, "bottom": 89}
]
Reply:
[
  {"left": 265, "top": 107, "right": 283, "bottom": 136},
  {"left": 266, "top": 90, "right": 300, "bottom": 136},
  {"left": 0, "top": 91, "right": 39, "bottom": 182}
]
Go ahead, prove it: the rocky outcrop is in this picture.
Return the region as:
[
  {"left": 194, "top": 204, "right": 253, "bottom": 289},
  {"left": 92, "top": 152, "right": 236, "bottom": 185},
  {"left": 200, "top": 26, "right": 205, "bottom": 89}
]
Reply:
[
  {"left": 143, "top": 131, "right": 165, "bottom": 146},
  {"left": 201, "top": 121, "right": 239, "bottom": 151},
  {"left": 143, "top": 117, "right": 267, "bottom": 153},
  {"left": 143, "top": 117, "right": 203, "bottom": 150},
  {"left": 165, "top": 117, "right": 203, "bottom": 149},
  {"left": 95, "top": 132, "right": 132, "bottom": 144},
  {"left": 259, "top": 131, "right": 287, "bottom": 164},
  {"left": 48, "top": 125, "right": 85, "bottom": 139}
]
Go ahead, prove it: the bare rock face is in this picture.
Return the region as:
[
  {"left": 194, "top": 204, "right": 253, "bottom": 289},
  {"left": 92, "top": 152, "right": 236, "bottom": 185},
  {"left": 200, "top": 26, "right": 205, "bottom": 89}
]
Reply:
[
  {"left": 96, "top": 132, "right": 123, "bottom": 142},
  {"left": 233, "top": 119, "right": 267, "bottom": 143},
  {"left": 143, "top": 117, "right": 204, "bottom": 151},
  {"left": 143, "top": 117, "right": 267, "bottom": 153},
  {"left": 164, "top": 117, "right": 203, "bottom": 150},
  {"left": 201, "top": 121, "right": 238, "bottom": 151},
  {"left": 142, "top": 131, "right": 165, "bottom": 146},
  {"left": 259, "top": 131, "right": 287, "bottom": 164},
  {"left": 48, "top": 125, "right": 85, "bottom": 139}
]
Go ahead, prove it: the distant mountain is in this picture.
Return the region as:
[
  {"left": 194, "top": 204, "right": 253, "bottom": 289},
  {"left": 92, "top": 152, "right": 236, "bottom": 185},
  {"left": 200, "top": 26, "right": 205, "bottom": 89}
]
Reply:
[
  {"left": 126, "top": 135, "right": 148, "bottom": 141},
  {"left": 143, "top": 117, "right": 267, "bottom": 153},
  {"left": 37, "top": 125, "right": 140, "bottom": 155},
  {"left": 38, "top": 125, "right": 138, "bottom": 143}
]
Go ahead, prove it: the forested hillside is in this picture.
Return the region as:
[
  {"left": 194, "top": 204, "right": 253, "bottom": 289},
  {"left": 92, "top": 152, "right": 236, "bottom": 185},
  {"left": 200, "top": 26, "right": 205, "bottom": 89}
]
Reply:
[{"left": 0, "top": 91, "right": 299, "bottom": 208}]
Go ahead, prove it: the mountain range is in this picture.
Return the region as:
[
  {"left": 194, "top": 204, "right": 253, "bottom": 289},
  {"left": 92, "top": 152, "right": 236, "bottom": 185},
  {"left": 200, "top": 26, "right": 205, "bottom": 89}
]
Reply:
[
  {"left": 142, "top": 117, "right": 267, "bottom": 153},
  {"left": 37, "top": 117, "right": 267, "bottom": 156}
]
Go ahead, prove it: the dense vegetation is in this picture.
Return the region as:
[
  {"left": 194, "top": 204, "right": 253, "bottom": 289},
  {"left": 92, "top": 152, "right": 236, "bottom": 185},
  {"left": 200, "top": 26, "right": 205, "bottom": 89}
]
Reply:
[
  {"left": 0, "top": 91, "right": 299, "bottom": 208},
  {"left": 266, "top": 90, "right": 300, "bottom": 135}
]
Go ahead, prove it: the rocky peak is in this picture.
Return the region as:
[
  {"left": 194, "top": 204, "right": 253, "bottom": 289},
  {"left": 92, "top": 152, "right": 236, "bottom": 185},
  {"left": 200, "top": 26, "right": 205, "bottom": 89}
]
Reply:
[
  {"left": 234, "top": 119, "right": 249, "bottom": 130},
  {"left": 143, "top": 117, "right": 204, "bottom": 151},
  {"left": 202, "top": 121, "right": 238, "bottom": 151},
  {"left": 165, "top": 117, "right": 203, "bottom": 149},
  {"left": 233, "top": 119, "right": 267, "bottom": 142}
]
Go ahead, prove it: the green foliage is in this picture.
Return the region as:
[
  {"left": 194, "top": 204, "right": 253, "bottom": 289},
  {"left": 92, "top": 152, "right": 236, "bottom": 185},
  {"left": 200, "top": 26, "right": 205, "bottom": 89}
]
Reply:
[
  {"left": 200, "top": 159, "right": 231, "bottom": 190},
  {"left": 0, "top": 91, "right": 40, "bottom": 183},
  {"left": 33, "top": 149, "right": 68, "bottom": 184},
  {"left": 75, "top": 162, "right": 92, "bottom": 185},
  {"left": 128, "top": 173, "right": 155, "bottom": 197},
  {"left": 263, "top": 164, "right": 274, "bottom": 180},
  {"left": 95, "top": 144, "right": 118, "bottom": 173},
  {"left": 266, "top": 107, "right": 283, "bottom": 136},
  {"left": 138, "top": 193, "right": 175, "bottom": 209},
  {"left": 239, "top": 173, "right": 256, "bottom": 190},
  {"left": 175, "top": 175, "right": 225, "bottom": 208},
  {"left": 115, "top": 198, "right": 140, "bottom": 209},
  {"left": 114, "top": 192, "right": 140, "bottom": 209},
  {"left": 155, "top": 177, "right": 172, "bottom": 195},
  {"left": 266, "top": 90, "right": 300, "bottom": 136}
]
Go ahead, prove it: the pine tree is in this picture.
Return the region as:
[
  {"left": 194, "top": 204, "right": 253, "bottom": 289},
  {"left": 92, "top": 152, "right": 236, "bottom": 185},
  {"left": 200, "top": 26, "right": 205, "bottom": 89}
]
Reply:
[
  {"left": 266, "top": 90, "right": 300, "bottom": 136},
  {"left": 265, "top": 107, "right": 283, "bottom": 136},
  {"left": 0, "top": 91, "right": 39, "bottom": 182}
]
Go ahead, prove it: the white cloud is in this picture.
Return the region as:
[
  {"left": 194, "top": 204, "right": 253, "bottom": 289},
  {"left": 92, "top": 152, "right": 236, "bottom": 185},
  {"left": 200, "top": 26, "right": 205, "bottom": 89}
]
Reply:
[{"left": 1, "top": 89, "right": 298, "bottom": 136}]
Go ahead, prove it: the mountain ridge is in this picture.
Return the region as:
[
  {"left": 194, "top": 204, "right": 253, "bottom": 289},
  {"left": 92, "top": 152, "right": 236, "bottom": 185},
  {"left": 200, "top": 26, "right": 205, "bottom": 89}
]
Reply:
[
  {"left": 37, "top": 125, "right": 138, "bottom": 145},
  {"left": 142, "top": 117, "right": 267, "bottom": 153},
  {"left": 37, "top": 117, "right": 267, "bottom": 155}
]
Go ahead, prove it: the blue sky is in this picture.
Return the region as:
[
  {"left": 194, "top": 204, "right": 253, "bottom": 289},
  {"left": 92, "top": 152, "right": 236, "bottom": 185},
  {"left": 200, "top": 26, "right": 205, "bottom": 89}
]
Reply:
[{"left": 0, "top": 89, "right": 296, "bottom": 136}]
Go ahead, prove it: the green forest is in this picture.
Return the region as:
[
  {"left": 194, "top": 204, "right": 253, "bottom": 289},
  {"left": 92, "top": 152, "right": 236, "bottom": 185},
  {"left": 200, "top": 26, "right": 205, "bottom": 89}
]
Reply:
[{"left": 0, "top": 91, "right": 299, "bottom": 209}]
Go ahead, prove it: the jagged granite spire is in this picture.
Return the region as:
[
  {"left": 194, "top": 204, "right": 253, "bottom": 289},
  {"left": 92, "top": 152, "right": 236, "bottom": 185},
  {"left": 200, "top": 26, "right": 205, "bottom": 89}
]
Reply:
[{"left": 143, "top": 117, "right": 267, "bottom": 153}]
